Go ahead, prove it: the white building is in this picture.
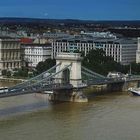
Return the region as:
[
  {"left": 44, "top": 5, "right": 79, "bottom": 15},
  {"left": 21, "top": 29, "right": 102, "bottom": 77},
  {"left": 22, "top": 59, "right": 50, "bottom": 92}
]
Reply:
[
  {"left": 136, "top": 38, "right": 140, "bottom": 63},
  {"left": 80, "top": 31, "right": 117, "bottom": 39},
  {"left": 52, "top": 36, "right": 137, "bottom": 65},
  {"left": 21, "top": 43, "right": 52, "bottom": 68},
  {"left": 0, "top": 36, "right": 21, "bottom": 74},
  {"left": 95, "top": 38, "right": 137, "bottom": 65},
  {"left": 43, "top": 32, "right": 71, "bottom": 38}
]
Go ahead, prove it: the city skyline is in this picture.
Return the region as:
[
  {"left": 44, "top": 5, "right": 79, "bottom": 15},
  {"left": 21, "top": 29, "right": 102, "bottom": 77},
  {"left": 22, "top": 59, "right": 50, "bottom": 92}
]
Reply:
[{"left": 0, "top": 0, "right": 139, "bottom": 20}]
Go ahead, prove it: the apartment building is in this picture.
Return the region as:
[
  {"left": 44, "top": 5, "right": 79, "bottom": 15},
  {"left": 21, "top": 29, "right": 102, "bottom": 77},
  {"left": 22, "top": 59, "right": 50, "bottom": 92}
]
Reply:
[
  {"left": 52, "top": 36, "right": 137, "bottom": 65},
  {"left": 95, "top": 38, "right": 137, "bottom": 65},
  {"left": 21, "top": 43, "right": 52, "bottom": 68},
  {"left": 0, "top": 36, "right": 21, "bottom": 74}
]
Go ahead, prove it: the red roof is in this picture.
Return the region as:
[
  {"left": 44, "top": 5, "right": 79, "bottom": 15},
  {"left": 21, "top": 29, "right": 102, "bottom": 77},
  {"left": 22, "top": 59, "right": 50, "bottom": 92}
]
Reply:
[{"left": 20, "top": 38, "right": 33, "bottom": 44}]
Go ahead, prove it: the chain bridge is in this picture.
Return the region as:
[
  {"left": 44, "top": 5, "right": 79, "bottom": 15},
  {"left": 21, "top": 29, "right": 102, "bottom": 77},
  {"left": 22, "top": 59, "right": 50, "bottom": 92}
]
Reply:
[{"left": 0, "top": 53, "right": 140, "bottom": 102}]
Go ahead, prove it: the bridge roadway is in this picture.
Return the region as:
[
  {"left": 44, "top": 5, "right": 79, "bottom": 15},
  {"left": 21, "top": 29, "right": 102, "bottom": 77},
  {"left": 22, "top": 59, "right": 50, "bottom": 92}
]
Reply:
[
  {"left": 0, "top": 83, "right": 74, "bottom": 98},
  {"left": 0, "top": 63, "right": 140, "bottom": 98},
  {"left": 0, "top": 76, "right": 139, "bottom": 98}
]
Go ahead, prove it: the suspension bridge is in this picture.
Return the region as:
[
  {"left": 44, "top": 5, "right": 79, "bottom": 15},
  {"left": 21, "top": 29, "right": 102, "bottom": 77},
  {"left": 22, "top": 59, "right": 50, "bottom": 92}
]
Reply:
[{"left": 0, "top": 53, "right": 140, "bottom": 102}]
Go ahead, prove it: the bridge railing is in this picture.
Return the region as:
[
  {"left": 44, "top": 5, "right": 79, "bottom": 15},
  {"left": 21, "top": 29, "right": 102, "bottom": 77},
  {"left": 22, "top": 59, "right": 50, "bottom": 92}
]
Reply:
[
  {"left": 8, "top": 63, "right": 61, "bottom": 91},
  {"left": 82, "top": 66, "right": 106, "bottom": 79},
  {"left": 0, "top": 63, "right": 73, "bottom": 97}
]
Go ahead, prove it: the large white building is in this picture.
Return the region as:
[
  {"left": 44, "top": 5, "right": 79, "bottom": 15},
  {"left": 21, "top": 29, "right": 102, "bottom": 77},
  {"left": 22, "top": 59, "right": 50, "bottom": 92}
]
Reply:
[
  {"left": 80, "top": 31, "right": 117, "bottom": 39},
  {"left": 52, "top": 36, "right": 137, "bottom": 65},
  {"left": 0, "top": 36, "right": 21, "bottom": 74},
  {"left": 95, "top": 38, "right": 137, "bottom": 65},
  {"left": 136, "top": 38, "right": 140, "bottom": 63},
  {"left": 21, "top": 43, "right": 52, "bottom": 68}
]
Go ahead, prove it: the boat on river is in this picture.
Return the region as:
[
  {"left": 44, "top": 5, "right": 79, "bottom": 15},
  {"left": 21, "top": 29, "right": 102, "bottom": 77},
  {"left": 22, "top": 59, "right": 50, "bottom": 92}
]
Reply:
[
  {"left": 128, "top": 87, "right": 140, "bottom": 96},
  {"left": 44, "top": 91, "right": 53, "bottom": 94}
]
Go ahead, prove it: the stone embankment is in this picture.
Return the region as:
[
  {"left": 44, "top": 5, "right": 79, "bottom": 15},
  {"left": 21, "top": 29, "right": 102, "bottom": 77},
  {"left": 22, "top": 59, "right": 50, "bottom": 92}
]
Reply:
[{"left": 0, "top": 77, "right": 26, "bottom": 83}]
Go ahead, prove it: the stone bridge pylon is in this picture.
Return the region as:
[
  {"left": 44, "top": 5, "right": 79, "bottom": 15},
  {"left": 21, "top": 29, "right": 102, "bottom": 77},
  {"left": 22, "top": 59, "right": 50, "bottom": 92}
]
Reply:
[
  {"left": 55, "top": 53, "right": 84, "bottom": 87},
  {"left": 49, "top": 52, "right": 88, "bottom": 102}
]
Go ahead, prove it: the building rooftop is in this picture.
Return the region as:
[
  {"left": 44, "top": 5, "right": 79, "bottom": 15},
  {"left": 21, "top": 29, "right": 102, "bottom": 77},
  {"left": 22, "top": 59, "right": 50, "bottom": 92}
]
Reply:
[
  {"left": 80, "top": 31, "right": 117, "bottom": 39},
  {"left": 21, "top": 43, "right": 51, "bottom": 46},
  {"left": 55, "top": 35, "right": 137, "bottom": 45},
  {"left": 20, "top": 38, "right": 33, "bottom": 44}
]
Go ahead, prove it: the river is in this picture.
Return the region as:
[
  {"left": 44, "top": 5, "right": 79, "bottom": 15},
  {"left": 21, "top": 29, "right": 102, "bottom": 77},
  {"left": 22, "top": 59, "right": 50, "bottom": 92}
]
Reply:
[{"left": 0, "top": 81, "right": 140, "bottom": 140}]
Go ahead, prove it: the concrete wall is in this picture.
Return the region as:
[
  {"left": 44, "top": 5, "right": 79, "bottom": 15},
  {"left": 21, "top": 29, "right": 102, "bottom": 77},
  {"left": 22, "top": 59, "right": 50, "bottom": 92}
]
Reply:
[{"left": 107, "top": 80, "right": 140, "bottom": 92}]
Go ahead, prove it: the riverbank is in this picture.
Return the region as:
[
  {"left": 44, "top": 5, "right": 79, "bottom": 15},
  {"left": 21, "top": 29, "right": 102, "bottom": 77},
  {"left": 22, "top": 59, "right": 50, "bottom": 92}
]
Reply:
[{"left": 0, "top": 77, "right": 26, "bottom": 83}]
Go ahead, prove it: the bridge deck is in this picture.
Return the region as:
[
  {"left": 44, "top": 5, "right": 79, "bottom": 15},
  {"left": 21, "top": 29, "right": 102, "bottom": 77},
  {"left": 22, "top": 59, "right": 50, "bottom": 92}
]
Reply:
[{"left": 0, "top": 62, "right": 140, "bottom": 98}]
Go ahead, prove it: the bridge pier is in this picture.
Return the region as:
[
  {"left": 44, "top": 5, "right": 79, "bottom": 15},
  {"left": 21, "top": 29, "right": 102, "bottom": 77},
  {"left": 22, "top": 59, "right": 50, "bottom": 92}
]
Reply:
[
  {"left": 48, "top": 89, "right": 88, "bottom": 102},
  {"left": 51, "top": 52, "right": 88, "bottom": 102}
]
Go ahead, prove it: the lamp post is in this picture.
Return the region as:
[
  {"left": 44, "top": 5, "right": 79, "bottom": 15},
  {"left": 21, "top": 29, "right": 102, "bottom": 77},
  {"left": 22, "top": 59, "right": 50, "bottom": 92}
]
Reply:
[{"left": 129, "top": 63, "right": 132, "bottom": 75}]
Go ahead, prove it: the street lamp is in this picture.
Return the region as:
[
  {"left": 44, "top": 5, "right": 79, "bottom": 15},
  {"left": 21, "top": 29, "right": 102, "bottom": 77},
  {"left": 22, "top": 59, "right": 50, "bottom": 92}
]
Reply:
[{"left": 129, "top": 63, "right": 132, "bottom": 75}]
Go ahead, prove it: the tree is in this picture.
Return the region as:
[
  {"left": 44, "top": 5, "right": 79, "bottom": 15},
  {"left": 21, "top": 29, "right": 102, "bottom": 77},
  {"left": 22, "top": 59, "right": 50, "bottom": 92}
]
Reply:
[
  {"left": 2, "top": 70, "right": 7, "bottom": 76},
  {"left": 36, "top": 59, "right": 56, "bottom": 74},
  {"left": 131, "top": 62, "right": 140, "bottom": 75},
  {"left": 82, "top": 49, "right": 125, "bottom": 75},
  {"left": 2, "top": 70, "right": 12, "bottom": 77},
  {"left": 13, "top": 67, "right": 28, "bottom": 78},
  {"left": 6, "top": 71, "right": 11, "bottom": 77}
]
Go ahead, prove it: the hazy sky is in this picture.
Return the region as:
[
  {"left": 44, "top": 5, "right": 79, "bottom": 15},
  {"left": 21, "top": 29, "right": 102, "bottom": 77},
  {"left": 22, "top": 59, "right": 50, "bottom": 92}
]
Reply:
[{"left": 0, "top": 0, "right": 139, "bottom": 20}]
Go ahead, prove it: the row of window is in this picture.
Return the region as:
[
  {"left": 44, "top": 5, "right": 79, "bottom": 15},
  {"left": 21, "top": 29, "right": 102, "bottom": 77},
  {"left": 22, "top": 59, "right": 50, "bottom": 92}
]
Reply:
[
  {"left": 25, "top": 50, "right": 43, "bottom": 55},
  {"left": 53, "top": 42, "right": 121, "bottom": 47},
  {"left": 27, "top": 56, "right": 43, "bottom": 58},
  {"left": 27, "top": 58, "right": 42, "bottom": 63},
  {"left": 2, "top": 62, "right": 21, "bottom": 68},
  {"left": 1, "top": 43, "right": 19, "bottom": 49}
]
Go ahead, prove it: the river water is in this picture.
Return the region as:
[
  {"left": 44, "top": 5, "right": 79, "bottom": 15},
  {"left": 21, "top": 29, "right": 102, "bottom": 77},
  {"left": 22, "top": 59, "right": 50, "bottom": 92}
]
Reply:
[{"left": 0, "top": 82, "right": 140, "bottom": 140}]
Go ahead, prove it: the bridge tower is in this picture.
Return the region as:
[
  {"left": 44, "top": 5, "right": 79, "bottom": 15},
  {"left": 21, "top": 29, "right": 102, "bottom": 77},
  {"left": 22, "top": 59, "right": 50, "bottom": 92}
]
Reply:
[
  {"left": 49, "top": 52, "right": 88, "bottom": 102},
  {"left": 55, "top": 52, "right": 83, "bottom": 87}
]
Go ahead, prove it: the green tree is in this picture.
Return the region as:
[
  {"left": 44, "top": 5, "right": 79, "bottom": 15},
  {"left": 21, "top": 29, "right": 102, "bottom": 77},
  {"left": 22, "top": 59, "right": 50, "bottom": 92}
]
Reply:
[
  {"left": 131, "top": 62, "right": 140, "bottom": 75},
  {"left": 36, "top": 59, "right": 56, "bottom": 74},
  {"left": 6, "top": 71, "right": 11, "bottom": 77},
  {"left": 2, "top": 70, "right": 7, "bottom": 76},
  {"left": 13, "top": 67, "right": 28, "bottom": 78},
  {"left": 82, "top": 49, "right": 125, "bottom": 75}
]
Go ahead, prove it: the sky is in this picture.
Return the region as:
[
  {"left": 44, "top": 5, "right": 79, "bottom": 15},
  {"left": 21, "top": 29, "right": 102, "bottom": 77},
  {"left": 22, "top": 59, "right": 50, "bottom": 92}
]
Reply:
[{"left": 0, "top": 0, "right": 139, "bottom": 20}]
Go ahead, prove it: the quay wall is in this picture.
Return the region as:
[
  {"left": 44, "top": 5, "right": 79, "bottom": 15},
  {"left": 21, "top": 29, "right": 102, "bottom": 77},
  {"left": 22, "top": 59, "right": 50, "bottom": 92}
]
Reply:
[
  {"left": 0, "top": 77, "right": 26, "bottom": 83},
  {"left": 84, "top": 80, "right": 140, "bottom": 94}
]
